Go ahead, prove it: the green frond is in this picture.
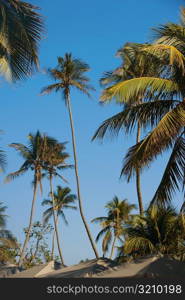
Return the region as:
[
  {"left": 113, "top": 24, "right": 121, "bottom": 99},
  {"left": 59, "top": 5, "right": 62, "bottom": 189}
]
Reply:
[
  {"left": 0, "top": 0, "right": 44, "bottom": 81},
  {"left": 124, "top": 237, "right": 155, "bottom": 254},
  {"left": 100, "top": 77, "right": 179, "bottom": 103},
  {"left": 102, "top": 230, "right": 112, "bottom": 253},
  {"left": 151, "top": 136, "right": 185, "bottom": 206},
  {"left": 9, "top": 143, "right": 31, "bottom": 160},
  {"left": 95, "top": 226, "right": 111, "bottom": 243},
  {"left": 41, "top": 83, "right": 64, "bottom": 95},
  {"left": 5, "top": 167, "right": 28, "bottom": 183},
  {"left": 143, "top": 44, "right": 185, "bottom": 73},
  {"left": 92, "top": 100, "right": 179, "bottom": 141},
  {"left": 91, "top": 217, "right": 108, "bottom": 224},
  {"left": 121, "top": 104, "right": 185, "bottom": 179}
]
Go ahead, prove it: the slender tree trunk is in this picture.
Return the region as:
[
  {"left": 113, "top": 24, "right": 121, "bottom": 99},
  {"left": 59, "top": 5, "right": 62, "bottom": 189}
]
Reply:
[
  {"left": 18, "top": 179, "right": 38, "bottom": 268},
  {"left": 32, "top": 238, "right": 41, "bottom": 262},
  {"left": 66, "top": 93, "right": 99, "bottom": 259},
  {"left": 51, "top": 229, "right": 55, "bottom": 260},
  {"left": 49, "top": 174, "right": 65, "bottom": 266},
  {"left": 109, "top": 235, "right": 117, "bottom": 260},
  {"left": 51, "top": 215, "right": 59, "bottom": 260},
  {"left": 136, "top": 122, "right": 144, "bottom": 215}
]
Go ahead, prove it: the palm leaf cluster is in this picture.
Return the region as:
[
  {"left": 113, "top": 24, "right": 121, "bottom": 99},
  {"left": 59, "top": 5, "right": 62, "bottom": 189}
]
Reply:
[
  {"left": 92, "top": 196, "right": 136, "bottom": 258},
  {"left": 93, "top": 7, "right": 185, "bottom": 208},
  {"left": 122, "top": 205, "right": 185, "bottom": 260},
  {"left": 0, "top": 202, "right": 17, "bottom": 263},
  {"left": 0, "top": 0, "right": 43, "bottom": 81}
]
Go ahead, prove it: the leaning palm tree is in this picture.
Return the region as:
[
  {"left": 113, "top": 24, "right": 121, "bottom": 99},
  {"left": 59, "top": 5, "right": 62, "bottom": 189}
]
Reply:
[
  {"left": 0, "top": 0, "right": 43, "bottom": 81},
  {"left": 6, "top": 131, "right": 57, "bottom": 267},
  {"left": 92, "top": 196, "right": 136, "bottom": 259},
  {"left": 43, "top": 140, "right": 73, "bottom": 265},
  {"left": 92, "top": 43, "right": 162, "bottom": 215},
  {"left": 41, "top": 53, "right": 99, "bottom": 258},
  {"left": 42, "top": 186, "right": 77, "bottom": 261}
]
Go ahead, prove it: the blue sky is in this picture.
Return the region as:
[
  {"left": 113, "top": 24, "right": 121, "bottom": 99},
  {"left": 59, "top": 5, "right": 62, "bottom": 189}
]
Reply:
[{"left": 0, "top": 0, "right": 184, "bottom": 265}]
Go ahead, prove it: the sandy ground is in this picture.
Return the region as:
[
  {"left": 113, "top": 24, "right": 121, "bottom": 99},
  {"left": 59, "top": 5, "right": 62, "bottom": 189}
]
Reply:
[{"left": 40, "top": 256, "right": 185, "bottom": 278}]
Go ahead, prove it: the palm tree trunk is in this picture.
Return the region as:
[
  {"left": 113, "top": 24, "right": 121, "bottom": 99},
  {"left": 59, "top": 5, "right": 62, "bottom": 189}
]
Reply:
[
  {"left": 66, "top": 93, "right": 99, "bottom": 259},
  {"left": 51, "top": 215, "right": 59, "bottom": 260},
  {"left": 136, "top": 122, "right": 144, "bottom": 215},
  {"left": 32, "top": 237, "right": 41, "bottom": 262},
  {"left": 109, "top": 235, "right": 117, "bottom": 260},
  {"left": 18, "top": 179, "right": 38, "bottom": 268},
  {"left": 49, "top": 174, "right": 65, "bottom": 266},
  {"left": 51, "top": 229, "right": 55, "bottom": 260}
]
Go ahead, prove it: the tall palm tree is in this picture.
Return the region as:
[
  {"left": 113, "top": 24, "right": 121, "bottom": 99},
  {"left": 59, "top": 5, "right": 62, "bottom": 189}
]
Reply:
[
  {"left": 0, "top": 0, "right": 43, "bottom": 81},
  {"left": 92, "top": 196, "right": 136, "bottom": 259},
  {"left": 42, "top": 186, "right": 77, "bottom": 261},
  {"left": 43, "top": 140, "right": 73, "bottom": 265},
  {"left": 6, "top": 131, "right": 57, "bottom": 267},
  {"left": 41, "top": 53, "right": 99, "bottom": 258},
  {"left": 122, "top": 205, "right": 185, "bottom": 259},
  {"left": 92, "top": 43, "right": 162, "bottom": 215}
]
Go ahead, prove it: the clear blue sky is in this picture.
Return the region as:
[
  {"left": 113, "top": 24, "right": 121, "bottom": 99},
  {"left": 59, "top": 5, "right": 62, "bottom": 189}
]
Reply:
[{"left": 0, "top": 0, "right": 184, "bottom": 265}]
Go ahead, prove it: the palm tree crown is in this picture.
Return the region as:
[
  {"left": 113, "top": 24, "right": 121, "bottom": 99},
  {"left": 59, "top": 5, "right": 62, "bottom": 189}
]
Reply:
[
  {"left": 42, "top": 186, "right": 77, "bottom": 225},
  {"left": 41, "top": 53, "right": 94, "bottom": 101},
  {"left": 0, "top": 0, "right": 43, "bottom": 81}
]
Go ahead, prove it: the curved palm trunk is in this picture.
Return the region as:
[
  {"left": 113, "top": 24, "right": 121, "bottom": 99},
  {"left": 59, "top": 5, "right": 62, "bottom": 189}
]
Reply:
[
  {"left": 49, "top": 174, "right": 65, "bottom": 266},
  {"left": 51, "top": 214, "right": 59, "bottom": 260},
  {"left": 136, "top": 122, "right": 144, "bottom": 215},
  {"left": 66, "top": 93, "right": 99, "bottom": 259},
  {"left": 51, "top": 229, "right": 55, "bottom": 260},
  {"left": 109, "top": 235, "right": 117, "bottom": 260},
  {"left": 18, "top": 179, "right": 38, "bottom": 268}
]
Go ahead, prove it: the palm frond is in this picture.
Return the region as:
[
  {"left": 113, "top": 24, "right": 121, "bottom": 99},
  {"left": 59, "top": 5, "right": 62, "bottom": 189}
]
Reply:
[
  {"left": 151, "top": 136, "right": 185, "bottom": 206},
  {"left": 100, "top": 77, "right": 179, "bottom": 103},
  {"left": 143, "top": 44, "right": 185, "bottom": 73},
  {"left": 92, "top": 100, "right": 179, "bottom": 141},
  {"left": 124, "top": 236, "right": 155, "bottom": 254},
  {"left": 121, "top": 104, "right": 185, "bottom": 179}
]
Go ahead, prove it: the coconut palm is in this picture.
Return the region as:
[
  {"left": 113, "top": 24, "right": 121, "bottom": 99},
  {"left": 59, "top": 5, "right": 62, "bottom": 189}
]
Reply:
[
  {"left": 92, "top": 43, "right": 162, "bottom": 215},
  {"left": 41, "top": 53, "right": 99, "bottom": 258},
  {"left": 0, "top": 202, "right": 17, "bottom": 263},
  {"left": 122, "top": 205, "right": 185, "bottom": 259},
  {"left": 92, "top": 196, "right": 136, "bottom": 259},
  {"left": 42, "top": 186, "right": 77, "bottom": 261},
  {"left": 0, "top": 0, "right": 43, "bottom": 81},
  {"left": 93, "top": 36, "right": 185, "bottom": 208},
  {"left": 6, "top": 131, "right": 57, "bottom": 267},
  {"left": 43, "top": 140, "right": 73, "bottom": 266}
]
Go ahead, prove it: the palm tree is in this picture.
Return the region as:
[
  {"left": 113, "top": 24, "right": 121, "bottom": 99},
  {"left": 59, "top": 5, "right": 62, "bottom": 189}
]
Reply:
[
  {"left": 92, "top": 43, "right": 162, "bottom": 215},
  {"left": 43, "top": 140, "right": 73, "bottom": 265},
  {"left": 41, "top": 53, "right": 99, "bottom": 258},
  {"left": 92, "top": 196, "right": 136, "bottom": 259},
  {"left": 122, "top": 205, "right": 185, "bottom": 259},
  {"left": 42, "top": 186, "right": 77, "bottom": 261},
  {"left": 0, "top": 202, "right": 17, "bottom": 264},
  {"left": 0, "top": 0, "right": 43, "bottom": 81},
  {"left": 93, "top": 36, "right": 185, "bottom": 208},
  {"left": 6, "top": 131, "right": 57, "bottom": 267}
]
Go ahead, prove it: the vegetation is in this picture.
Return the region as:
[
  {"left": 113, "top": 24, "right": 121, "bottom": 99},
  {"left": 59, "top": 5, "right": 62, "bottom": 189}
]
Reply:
[
  {"left": 41, "top": 53, "right": 99, "bottom": 258},
  {"left": 118, "top": 205, "right": 185, "bottom": 261},
  {"left": 92, "top": 197, "right": 136, "bottom": 259},
  {"left": 0, "top": 2, "right": 184, "bottom": 270},
  {"left": 42, "top": 186, "right": 77, "bottom": 264},
  {"left": 0, "top": 202, "right": 17, "bottom": 264}
]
